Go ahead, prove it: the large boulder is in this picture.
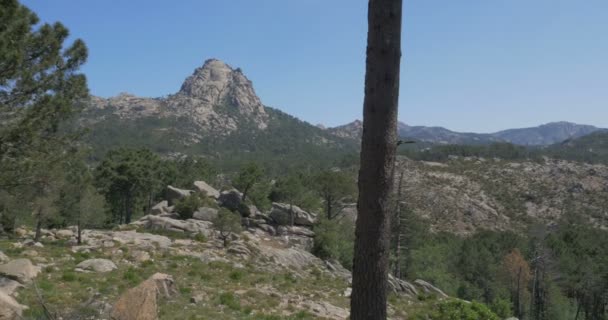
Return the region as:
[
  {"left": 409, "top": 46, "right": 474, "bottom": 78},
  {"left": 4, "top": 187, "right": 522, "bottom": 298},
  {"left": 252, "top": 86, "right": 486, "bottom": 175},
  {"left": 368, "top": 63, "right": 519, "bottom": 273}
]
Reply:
[
  {"left": 0, "top": 259, "right": 40, "bottom": 284},
  {"left": 0, "top": 291, "right": 27, "bottom": 319},
  {"left": 55, "top": 229, "right": 74, "bottom": 239},
  {"left": 192, "top": 207, "right": 218, "bottom": 222},
  {"left": 193, "top": 181, "right": 220, "bottom": 199},
  {"left": 269, "top": 203, "right": 317, "bottom": 226},
  {"left": 110, "top": 273, "right": 177, "bottom": 320},
  {"left": 218, "top": 189, "right": 243, "bottom": 212},
  {"left": 76, "top": 259, "right": 117, "bottom": 273},
  {"left": 166, "top": 186, "right": 194, "bottom": 205}
]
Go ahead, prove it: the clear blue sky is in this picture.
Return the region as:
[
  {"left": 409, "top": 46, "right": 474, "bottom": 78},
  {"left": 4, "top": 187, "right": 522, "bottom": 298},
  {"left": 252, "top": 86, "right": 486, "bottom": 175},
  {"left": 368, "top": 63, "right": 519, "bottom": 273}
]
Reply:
[{"left": 22, "top": 0, "right": 608, "bottom": 132}]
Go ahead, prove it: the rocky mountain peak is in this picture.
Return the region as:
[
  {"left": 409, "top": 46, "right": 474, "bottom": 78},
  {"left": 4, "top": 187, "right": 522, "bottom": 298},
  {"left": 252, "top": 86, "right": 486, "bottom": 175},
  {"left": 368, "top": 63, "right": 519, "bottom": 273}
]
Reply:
[{"left": 178, "top": 58, "right": 266, "bottom": 118}]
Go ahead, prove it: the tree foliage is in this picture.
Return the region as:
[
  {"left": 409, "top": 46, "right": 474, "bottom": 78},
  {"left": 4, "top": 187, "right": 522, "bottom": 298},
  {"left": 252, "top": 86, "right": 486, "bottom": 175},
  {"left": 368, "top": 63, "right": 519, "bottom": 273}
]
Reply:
[{"left": 94, "top": 148, "right": 163, "bottom": 224}]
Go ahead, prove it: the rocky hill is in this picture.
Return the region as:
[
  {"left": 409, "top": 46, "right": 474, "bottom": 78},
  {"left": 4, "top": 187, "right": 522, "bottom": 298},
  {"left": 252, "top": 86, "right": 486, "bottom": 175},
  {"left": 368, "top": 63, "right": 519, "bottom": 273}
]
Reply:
[
  {"left": 394, "top": 156, "right": 608, "bottom": 235},
  {"left": 82, "top": 59, "right": 357, "bottom": 169},
  {"left": 0, "top": 181, "right": 450, "bottom": 320},
  {"left": 328, "top": 120, "right": 604, "bottom": 146}
]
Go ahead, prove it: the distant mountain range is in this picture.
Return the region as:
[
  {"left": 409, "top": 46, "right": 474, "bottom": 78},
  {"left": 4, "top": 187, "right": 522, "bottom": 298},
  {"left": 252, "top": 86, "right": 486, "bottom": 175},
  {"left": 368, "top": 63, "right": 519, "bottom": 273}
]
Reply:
[
  {"left": 81, "top": 58, "right": 606, "bottom": 171},
  {"left": 328, "top": 120, "right": 605, "bottom": 146}
]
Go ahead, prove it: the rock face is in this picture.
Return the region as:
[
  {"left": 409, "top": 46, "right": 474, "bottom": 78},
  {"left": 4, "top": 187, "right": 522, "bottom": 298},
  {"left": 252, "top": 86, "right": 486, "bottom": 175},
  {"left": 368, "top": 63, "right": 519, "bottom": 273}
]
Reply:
[
  {"left": 193, "top": 181, "right": 220, "bottom": 199},
  {"left": 110, "top": 273, "right": 177, "bottom": 320},
  {"left": 132, "top": 215, "right": 214, "bottom": 237},
  {"left": 0, "top": 259, "right": 40, "bottom": 283},
  {"left": 178, "top": 59, "right": 268, "bottom": 130},
  {"left": 269, "top": 203, "right": 317, "bottom": 226},
  {"left": 76, "top": 258, "right": 117, "bottom": 273}
]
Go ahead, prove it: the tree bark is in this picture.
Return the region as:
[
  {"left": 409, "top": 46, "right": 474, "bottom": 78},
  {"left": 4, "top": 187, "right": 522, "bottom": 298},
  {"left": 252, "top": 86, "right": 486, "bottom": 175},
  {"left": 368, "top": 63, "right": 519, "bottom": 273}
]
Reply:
[
  {"left": 34, "top": 207, "right": 42, "bottom": 242},
  {"left": 350, "top": 0, "right": 402, "bottom": 319}
]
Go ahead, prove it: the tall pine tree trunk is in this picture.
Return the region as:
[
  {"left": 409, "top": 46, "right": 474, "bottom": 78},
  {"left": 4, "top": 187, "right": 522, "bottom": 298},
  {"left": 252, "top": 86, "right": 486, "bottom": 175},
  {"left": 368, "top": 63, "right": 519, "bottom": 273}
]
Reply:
[
  {"left": 350, "top": 0, "right": 402, "bottom": 318},
  {"left": 34, "top": 207, "right": 43, "bottom": 242}
]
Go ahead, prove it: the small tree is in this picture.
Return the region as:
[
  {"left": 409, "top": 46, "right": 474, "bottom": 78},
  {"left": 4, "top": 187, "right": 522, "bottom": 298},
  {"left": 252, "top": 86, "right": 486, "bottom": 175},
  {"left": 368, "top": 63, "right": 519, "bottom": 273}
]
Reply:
[
  {"left": 273, "top": 174, "right": 306, "bottom": 225},
  {"left": 233, "top": 162, "right": 263, "bottom": 202},
  {"left": 502, "top": 249, "right": 531, "bottom": 319},
  {"left": 315, "top": 170, "right": 356, "bottom": 220},
  {"left": 213, "top": 208, "right": 242, "bottom": 247},
  {"left": 76, "top": 185, "right": 106, "bottom": 244}
]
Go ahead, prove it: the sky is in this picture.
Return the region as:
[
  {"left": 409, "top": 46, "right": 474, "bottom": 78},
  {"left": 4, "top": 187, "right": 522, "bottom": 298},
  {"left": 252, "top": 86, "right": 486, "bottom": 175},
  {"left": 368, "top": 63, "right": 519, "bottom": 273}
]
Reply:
[{"left": 22, "top": 0, "right": 608, "bottom": 132}]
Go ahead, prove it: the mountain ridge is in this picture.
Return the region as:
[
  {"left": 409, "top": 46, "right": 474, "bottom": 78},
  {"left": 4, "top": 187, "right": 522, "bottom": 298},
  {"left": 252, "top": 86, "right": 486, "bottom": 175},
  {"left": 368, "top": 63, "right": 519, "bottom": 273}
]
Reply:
[{"left": 328, "top": 120, "right": 604, "bottom": 146}]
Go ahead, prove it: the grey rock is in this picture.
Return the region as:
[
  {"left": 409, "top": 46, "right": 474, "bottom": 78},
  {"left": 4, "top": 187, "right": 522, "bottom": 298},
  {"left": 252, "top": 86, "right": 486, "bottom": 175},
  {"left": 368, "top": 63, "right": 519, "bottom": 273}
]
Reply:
[
  {"left": 76, "top": 259, "right": 117, "bottom": 273},
  {"left": 0, "top": 278, "right": 23, "bottom": 296},
  {"left": 269, "top": 203, "right": 317, "bottom": 226},
  {"left": 166, "top": 185, "right": 194, "bottom": 205},
  {"left": 193, "top": 181, "right": 220, "bottom": 199},
  {"left": 151, "top": 201, "right": 170, "bottom": 215},
  {"left": 132, "top": 215, "right": 214, "bottom": 238},
  {"left": 192, "top": 207, "right": 218, "bottom": 222},
  {"left": 0, "top": 259, "right": 41, "bottom": 284},
  {"left": 0, "top": 291, "right": 27, "bottom": 319},
  {"left": 55, "top": 229, "right": 74, "bottom": 239}
]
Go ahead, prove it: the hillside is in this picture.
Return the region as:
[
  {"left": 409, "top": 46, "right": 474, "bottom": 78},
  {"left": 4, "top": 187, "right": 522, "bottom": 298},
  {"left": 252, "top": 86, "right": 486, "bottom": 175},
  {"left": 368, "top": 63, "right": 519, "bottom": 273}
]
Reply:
[
  {"left": 82, "top": 59, "right": 357, "bottom": 171},
  {"left": 394, "top": 156, "right": 608, "bottom": 234},
  {"left": 545, "top": 131, "right": 608, "bottom": 163}
]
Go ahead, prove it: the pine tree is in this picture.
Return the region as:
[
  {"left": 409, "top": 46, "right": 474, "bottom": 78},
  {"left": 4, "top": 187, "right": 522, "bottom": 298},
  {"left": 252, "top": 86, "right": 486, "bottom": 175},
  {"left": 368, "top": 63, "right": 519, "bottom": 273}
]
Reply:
[
  {"left": 350, "top": 0, "right": 403, "bottom": 318},
  {"left": 0, "top": 0, "right": 88, "bottom": 230}
]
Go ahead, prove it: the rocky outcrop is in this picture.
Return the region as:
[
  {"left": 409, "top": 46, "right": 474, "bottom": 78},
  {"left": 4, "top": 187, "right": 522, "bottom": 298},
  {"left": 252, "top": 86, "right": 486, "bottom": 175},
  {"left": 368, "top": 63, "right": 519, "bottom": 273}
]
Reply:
[
  {"left": 269, "top": 203, "right": 317, "bottom": 226},
  {"left": 110, "top": 273, "right": 177, "bottom": 320},
  {"left": 193, "top": 180, "right": 220, "bottom": 199},
  {"left": 131, "top": 215, "right": 214, "bottom": 237},
  {"left": 82, "top": 230, "right": 172, "bottom": 250}
]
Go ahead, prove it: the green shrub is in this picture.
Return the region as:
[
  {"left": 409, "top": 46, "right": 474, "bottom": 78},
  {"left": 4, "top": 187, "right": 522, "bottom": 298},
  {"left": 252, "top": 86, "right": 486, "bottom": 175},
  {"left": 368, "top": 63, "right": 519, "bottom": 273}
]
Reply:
[
  {"left": 218, "top": 292, "right": 241, "bottom": 311},
  {"left": 431, "top": 300, "right": 499, "bottom": 320},
  {"left": 312, "top": 216, "right": 355, "bottom": 270},
  {"left": 490, "top": 298, "right": 513, "bottom": 318},
  {"left": 61, "top": 271, "right": 77, "bottom": 282},
  {"left": 175, "top": 195, "right": 203, "bottom": 219},
  {"left": 229, "top": 270, "right": 244, "bottom": 281},
  {"left": 193, "top": 232, "right": 207, "bottom": 243}
]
